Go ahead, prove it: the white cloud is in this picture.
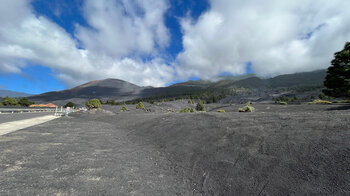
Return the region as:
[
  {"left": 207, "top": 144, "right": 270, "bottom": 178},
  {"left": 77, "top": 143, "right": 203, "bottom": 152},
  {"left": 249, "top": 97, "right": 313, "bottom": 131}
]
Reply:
[
  {"left": 76, "top": 0, "right": 170, "bottom": 58},
  {"left": 0, "top": 0, "right": 174, "bottom": 87},
  {"left": 1, "top": 0, "right": 350, "bottom": 90},
  {"left": 176, "top": 0, "right": 350, "bottom": 79}
]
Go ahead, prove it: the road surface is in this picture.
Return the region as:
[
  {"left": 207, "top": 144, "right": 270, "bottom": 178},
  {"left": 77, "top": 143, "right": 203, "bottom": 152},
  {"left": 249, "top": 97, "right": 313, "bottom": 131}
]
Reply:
[{"left": 0, "top": 112, "right": 55, "bottom": 124}]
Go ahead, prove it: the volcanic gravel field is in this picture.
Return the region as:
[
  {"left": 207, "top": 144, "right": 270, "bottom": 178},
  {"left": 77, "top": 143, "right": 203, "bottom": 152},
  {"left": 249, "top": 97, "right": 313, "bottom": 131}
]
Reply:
[{"left": 0, "top": 101, "right": 349, "bottom": 195}]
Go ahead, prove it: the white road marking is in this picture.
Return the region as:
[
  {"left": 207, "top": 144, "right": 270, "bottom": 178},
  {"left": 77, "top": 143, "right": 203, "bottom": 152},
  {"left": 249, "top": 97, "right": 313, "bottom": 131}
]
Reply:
[{"left": 0, "top": 115, "right": 60, "bottom": 136}]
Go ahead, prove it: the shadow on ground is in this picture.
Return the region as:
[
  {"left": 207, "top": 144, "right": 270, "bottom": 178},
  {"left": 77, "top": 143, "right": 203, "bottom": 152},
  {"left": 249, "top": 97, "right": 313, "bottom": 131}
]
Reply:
[{"left": 327, "top": 104, "right": 350, "bottom": 111}]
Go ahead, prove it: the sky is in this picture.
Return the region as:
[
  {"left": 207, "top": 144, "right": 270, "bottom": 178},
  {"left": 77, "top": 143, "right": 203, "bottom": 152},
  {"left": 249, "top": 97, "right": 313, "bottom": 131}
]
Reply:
[{"left": 0, "top": 0, "right": 349, "bottom": 94}]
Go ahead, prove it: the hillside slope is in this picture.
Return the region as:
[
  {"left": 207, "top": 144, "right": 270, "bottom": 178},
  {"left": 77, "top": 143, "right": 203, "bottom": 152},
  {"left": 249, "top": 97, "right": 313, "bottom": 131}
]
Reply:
[
  {"left": 29, "top": 79, "right": 148, "bottom": 105},
  {"left": 0, "top": 90, "right": 32, "bottom": 98},
  {"left": 28, "top": 69, "right": 327, "bottom": 105}
]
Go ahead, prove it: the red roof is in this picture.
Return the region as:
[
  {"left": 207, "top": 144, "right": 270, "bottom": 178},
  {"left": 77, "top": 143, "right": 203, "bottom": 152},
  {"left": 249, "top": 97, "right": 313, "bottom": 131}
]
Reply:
[{"left": 30, "top": 103, "right": 57, "bottom": 108}]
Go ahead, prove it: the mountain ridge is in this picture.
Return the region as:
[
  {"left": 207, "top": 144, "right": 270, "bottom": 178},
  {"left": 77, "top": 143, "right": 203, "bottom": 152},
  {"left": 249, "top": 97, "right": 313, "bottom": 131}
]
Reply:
[
  {"left": 0, "top": 90, "right": 32, "bottom": 98},
  {"left": 28, "top": 69, "right": 327, "bottom": 105}
]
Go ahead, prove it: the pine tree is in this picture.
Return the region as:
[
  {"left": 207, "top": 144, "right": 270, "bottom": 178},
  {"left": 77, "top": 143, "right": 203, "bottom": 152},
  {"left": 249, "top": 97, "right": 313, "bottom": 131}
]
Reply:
[
  {"left": 196, "top": 99, "right": 205, "bottom": 111},
  {"left": 323, "top": 42, "right": 350, "bottom": 98}
]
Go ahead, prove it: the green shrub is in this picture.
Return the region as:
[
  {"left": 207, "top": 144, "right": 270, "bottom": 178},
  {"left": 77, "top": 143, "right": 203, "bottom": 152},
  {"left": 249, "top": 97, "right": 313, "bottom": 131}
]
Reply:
[
  {"left": 217, "top": 110, "right": 225, "bottom": 113},
  {"left": 0, "top": 102, "right": 3, "bottom": 106},
  {"left": 120, "top": 106, "right": 128, "bottom": 112},
  {"left": 239, "top": 103, "right": 255, "bottom": 112},
  {"left": 64, "top": 101, "right": 76, "bottom": 108},
  {"left": 179, "top": 108, "right": 195, "bottom": 113},
  {"left": 136, "top": 101, "right": 145, "bottom": 109},
  {"left": 18, "top": 98, "right": 34, "bottom": 107},
  {"left": 86, "top": 99, "right": 102, "bottom": 109},
  {"left": 188, "top": 99, "right": 194, "bottom": 104},
  {"left": 279, "top": 101, "right": 288, "bottom": 105},
  {"left": 196, "top": 99, "right": 205, "bottom": 111},
  {"left": 2, "top": 96, "right": 19, "bottom": 106}
]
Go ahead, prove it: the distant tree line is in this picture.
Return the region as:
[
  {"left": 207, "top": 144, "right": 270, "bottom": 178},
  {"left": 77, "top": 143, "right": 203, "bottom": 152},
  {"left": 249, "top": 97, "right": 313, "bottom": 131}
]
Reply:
[
  {"left": 273, "top": 93, "right": 331, "bottom": 104},
  {"left": 103, "top": 90, "right": 227, "bottom": 106},
  {"left": 0, "top": 97, "right": 34, "bottom": 107}
]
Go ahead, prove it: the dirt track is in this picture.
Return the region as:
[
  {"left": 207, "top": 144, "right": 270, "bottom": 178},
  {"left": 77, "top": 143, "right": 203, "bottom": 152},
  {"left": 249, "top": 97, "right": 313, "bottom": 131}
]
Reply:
[{"left": 0, "top": 102, "right": 349, "bottom": 195}]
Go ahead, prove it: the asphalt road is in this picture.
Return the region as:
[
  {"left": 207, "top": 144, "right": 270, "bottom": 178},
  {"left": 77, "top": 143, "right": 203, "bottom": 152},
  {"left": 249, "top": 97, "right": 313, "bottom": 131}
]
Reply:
[{"left": 0, "top": 112, "right": 55, "bottom": 124}]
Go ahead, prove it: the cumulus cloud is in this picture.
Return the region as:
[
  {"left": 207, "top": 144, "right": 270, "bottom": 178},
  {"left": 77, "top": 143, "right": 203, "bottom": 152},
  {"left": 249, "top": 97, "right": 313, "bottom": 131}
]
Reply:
[
  {"left": 76, "top": 0, "right": 170, "bottom": 58},
  {"left": 1, "top": 0, "right": 350, "bottom": 89},
  {"left": 176, "top": 0, "right": 350, "bottom": 79},
  {"left": 0, "top": 0, "right": 173, "bottom": 87}
]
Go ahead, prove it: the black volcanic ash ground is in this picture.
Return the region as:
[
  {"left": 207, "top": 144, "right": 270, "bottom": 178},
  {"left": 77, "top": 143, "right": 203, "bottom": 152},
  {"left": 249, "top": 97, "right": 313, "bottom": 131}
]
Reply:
[{"left": 0, "top": 102, "right": 349, "bottom": 195}]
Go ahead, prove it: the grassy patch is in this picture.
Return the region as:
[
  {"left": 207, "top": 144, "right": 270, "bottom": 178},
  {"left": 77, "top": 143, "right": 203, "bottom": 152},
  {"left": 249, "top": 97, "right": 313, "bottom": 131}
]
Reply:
[{"left": 217, "top": 110, "right": 226, "bottom": 113}]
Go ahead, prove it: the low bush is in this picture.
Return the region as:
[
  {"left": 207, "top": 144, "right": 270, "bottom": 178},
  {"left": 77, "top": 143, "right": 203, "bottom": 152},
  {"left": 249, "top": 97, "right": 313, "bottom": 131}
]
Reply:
[
  {"left": 86, "top": 99, "right": 102, "bottom": 109},
  {"left": 217, "top": 110, "right": 225, "bottom": 113},
  {"left": 120, "top": 106, "right": 128, "bottom": 112},
  {"left": 196, "top": 99, "right": 205, "bottom": 111},
  {"left": 279, "top": 101, "right": 288, "bottom": 105},
  {"left": 188, "top": 99, "right": 194, "bottom": 104},
  {"left": 308, "top": 99, "right": 332, "bottom": 104},
  {"left": 179, "top": 108, "right": 195, "bottom": 113},
  {"left": 238, "top": 103, "right": 255, "bottom": 112},
  {"left": 136, "top": 101, "right": 145, "bottom": 109}
]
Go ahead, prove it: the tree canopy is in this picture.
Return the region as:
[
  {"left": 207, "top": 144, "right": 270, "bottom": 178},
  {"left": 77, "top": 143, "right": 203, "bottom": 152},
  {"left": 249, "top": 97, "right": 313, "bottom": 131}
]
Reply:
[
  {"left": 18, "top": 98, "right": 34, "bottom": 107},
  {"left": 86, "top": 99, "right": 101, "bottom": 109},
  {"left": 323, "top": 42, "right": 350, "bottom": 98},
  {"left": 64, "top": 102, "right": 76, "bottom": 108},
  {"left": 2, "top": 96, "right": 19, "bottom": 106}
]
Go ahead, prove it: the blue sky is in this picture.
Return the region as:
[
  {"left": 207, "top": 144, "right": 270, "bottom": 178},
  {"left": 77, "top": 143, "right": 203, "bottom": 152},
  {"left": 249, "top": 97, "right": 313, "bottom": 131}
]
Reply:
[
  {"left": 1, "top": 0, "right": 209, "bottom": 94},
  {"left": 0, "top": 0, "right": 349, "bottom": 94}
]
